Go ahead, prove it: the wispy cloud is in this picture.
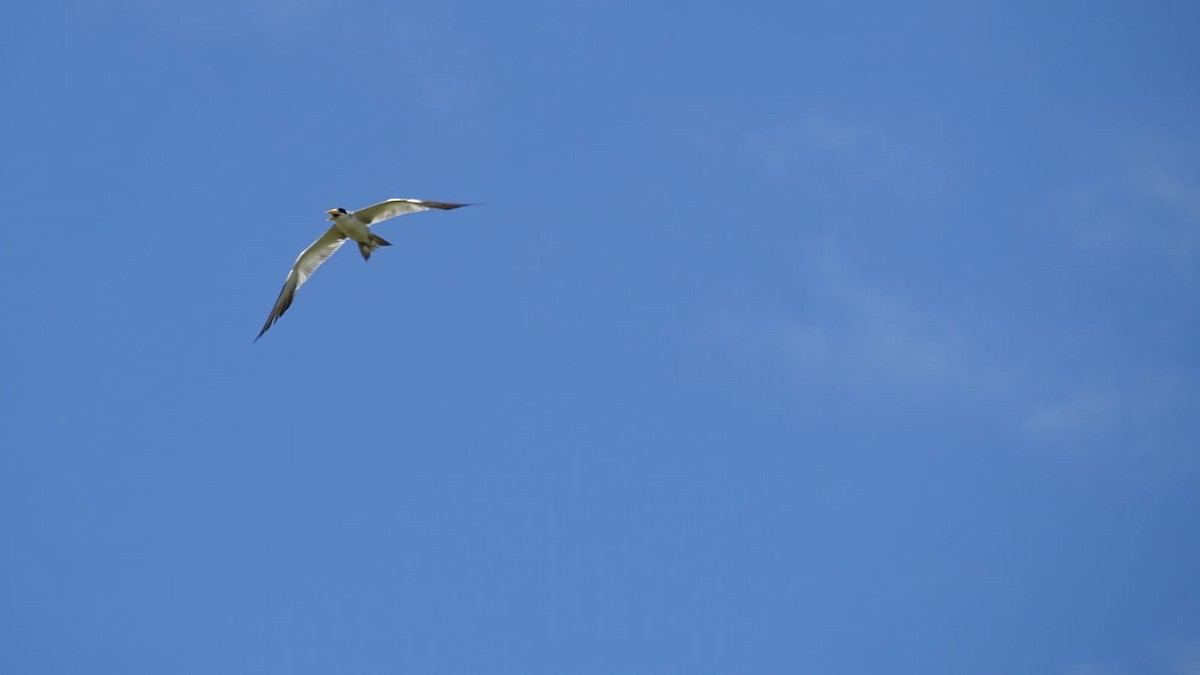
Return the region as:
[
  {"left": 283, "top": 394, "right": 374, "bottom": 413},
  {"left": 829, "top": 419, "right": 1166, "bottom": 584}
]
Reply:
[
  {"left": 1062, "top": 664, "right": 1125, "bottom": 675},
  {"left": 122, "top": 0, "right": 480, "bottom": 114},
  {"left": 716, "top": 228, "right": 1198, "bottom": 482},
  {"left": 1132, "top": 163, "right": 1200, "bottom": 265},
  {"left": 1063, "top": 636, "right": 1200, "bottom": 675},
  {"left": 1016, "top": 146, "right": 1200, "bottom": 478},
  {"left": 1021, "top": 372, "right": 1200, "bottom": 472},
  {"left": 1156, "top": 636, "right": 1200, "bottom": 675},
  {"left": 1134, "top": 164, "right": 1200, "bottom": 222},
  {"left": 1048, "top": 157, "right": 1200, "bottom": 278},
  {"left": 125, "top": 0, "right": 351, "bottom": 36},
  {"left": 716, "top": 237, "right": 1012, "bottom": 410},
  {"left": 1171, "top": 649, "right": 1200, "bottom": 675},
  {"left": 1023, "top": 388, "right": 1121, "bottom": 439},
  {"left": 742, "top": 114, "right": 945, "bottom": 201}
]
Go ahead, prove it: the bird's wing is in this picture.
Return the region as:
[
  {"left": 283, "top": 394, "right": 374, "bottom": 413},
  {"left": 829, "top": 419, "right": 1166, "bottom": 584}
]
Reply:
[
  {"left": 256, "top": 226, "right": 348, "bottom": 341},
  {"left": 352, "top": 198, "right": 470, "bottom": 226}
]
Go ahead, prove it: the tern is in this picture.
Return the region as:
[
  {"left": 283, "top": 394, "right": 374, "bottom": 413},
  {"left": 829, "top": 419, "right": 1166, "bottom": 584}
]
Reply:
[{"left": 255, "top": 198, "right": 470, "bottom": 341}]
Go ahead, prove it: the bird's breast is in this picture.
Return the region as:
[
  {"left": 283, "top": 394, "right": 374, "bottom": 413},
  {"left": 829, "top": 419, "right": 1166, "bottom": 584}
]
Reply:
[{"left": 333, "top": 218, "right": 371, "bottom": 243}]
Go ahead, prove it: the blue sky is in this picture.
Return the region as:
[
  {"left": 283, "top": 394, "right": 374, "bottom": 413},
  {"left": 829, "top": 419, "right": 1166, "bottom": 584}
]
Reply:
[{"left": 2, "top": 1, "right": 1198, "bottom": 673}]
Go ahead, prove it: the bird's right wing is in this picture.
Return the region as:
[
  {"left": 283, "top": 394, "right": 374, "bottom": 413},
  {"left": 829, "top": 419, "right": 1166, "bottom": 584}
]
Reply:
[
  {"left": 255, "top": 226, "right": 348, "bottom": 341},
  {"left": 352, "top": 198, "right": 470, "bottom": 226}
]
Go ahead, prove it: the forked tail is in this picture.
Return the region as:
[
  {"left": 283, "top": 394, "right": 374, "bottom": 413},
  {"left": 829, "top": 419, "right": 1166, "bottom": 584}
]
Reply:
[{"left": 357, "top": 233, "right": 393, "bottom": 261}]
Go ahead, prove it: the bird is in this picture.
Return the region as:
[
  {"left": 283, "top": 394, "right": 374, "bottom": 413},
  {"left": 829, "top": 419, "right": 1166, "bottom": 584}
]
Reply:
[{"left": 255, "top": 198, "right": 470, "bottom": 341}]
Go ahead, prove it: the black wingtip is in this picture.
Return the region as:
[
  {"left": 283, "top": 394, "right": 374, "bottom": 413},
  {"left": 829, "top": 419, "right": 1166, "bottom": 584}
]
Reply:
[{"left": 428, "top": 201, "right": 477, "bottom": 210}]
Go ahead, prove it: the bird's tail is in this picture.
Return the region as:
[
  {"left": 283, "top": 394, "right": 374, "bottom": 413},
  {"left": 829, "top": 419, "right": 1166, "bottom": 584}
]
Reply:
[{"left": 357, "top": 233, "right": 393, "bottom": 261}]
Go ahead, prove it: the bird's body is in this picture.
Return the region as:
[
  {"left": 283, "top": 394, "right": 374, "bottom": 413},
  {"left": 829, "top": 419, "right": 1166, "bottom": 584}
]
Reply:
[
  {"left": 328, "top": 207, "right": 393, "bottom": 261},
  {"left": 331, "top": 210, "right": 372, "bottom": 245},
  {"left": 255, "top": 198, "right": 470, "bottom": 341}
]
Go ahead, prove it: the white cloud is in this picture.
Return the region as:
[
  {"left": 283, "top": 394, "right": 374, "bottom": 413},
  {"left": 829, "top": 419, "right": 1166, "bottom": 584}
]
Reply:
[
  {"left": 1175, "top": 652, "right": 1200, "bottom": 675},
  {"left": 1134, "top": 164, "right": 1200, "bottom": 221},
  {"left": 1048, "top": 157, "right": 1200, "bottom": 279},
  {"left": 742, "top": 114, "right": 945, "bottom": 201},
  {"left": 1023, "top": 388, "right": 1120, "bottom": 439},
  {"left": 716, "top": 232, "right": 1197, "bottom": 482},
  {"left": 1012, "top": 140, "right": 1200, "bottom": 475},
  {"left": 1062, "top": 664, "right": 1125, "bottom": 675},
  {"left": 121, "top": 0, "right": 479, "bottom": 114},
  {"left": 1132, "top": 163, "right": 1200, "bottom": 264},
  {"left": 715, "top": 116, "right": 1199, "bottom": 481},
  {"left": 1157, "top": 637, "right": 1200, "bottom": 675},
  {"left": 1063, "top": 637, "right": 1200, "bottom": 675},
  {"left": 124, "top": 0, "right": 351, "bottom": 36},
  {"left": 716, "top": 237, "right": 1012, "bottom": 410}
]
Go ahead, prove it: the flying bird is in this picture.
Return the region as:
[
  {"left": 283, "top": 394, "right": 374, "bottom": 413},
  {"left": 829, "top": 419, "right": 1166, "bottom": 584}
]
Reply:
[{"left": 255, "top": 198, "right": 470, "bottom": 341}]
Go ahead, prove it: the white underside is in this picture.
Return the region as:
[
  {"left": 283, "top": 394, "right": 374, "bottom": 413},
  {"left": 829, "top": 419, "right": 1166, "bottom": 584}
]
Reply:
[{"left": 333, "top": 216, "right": 372, "bottom": 244}]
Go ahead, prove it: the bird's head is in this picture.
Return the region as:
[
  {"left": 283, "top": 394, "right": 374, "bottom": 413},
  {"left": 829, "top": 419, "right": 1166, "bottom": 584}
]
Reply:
[{"left": 325, "top": 207, "right": 348, "bottom": 221}]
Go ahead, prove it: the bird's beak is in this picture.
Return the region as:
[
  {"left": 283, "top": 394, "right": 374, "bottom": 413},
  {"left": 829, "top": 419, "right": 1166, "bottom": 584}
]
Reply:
[{"left": 325, "top": 209, "right": 339, "bottom": 220}]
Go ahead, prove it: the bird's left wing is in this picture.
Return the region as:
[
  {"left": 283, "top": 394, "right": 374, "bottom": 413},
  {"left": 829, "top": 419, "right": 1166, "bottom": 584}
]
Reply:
[
  {"left": 352, "top": 198, "right": 470, "bottom": 226},
  {"left": 255, "top": 226, "right": 348, "bottom": 341}
]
